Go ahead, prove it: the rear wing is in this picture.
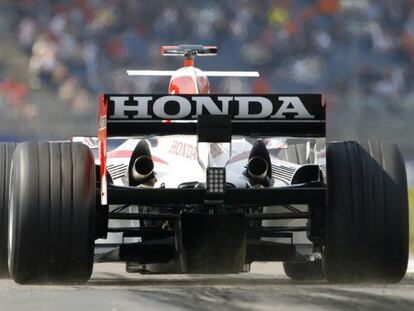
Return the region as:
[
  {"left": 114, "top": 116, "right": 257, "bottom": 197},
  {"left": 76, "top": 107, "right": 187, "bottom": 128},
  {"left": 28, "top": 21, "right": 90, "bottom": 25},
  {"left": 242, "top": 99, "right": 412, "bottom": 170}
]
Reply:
[
  {"left": 98, "top": 94, "right": 325, "bottom": 204},
  {"left": 99, "top": 94, "right": 325, "bottom": 137}
]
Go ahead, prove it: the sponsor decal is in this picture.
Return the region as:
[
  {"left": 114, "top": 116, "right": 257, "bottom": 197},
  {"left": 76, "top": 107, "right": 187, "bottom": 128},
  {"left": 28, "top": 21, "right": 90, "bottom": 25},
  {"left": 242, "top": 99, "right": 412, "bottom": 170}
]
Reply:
[
  {"left": 169, "top": 140, "right": 197, "bottom": 160},
  {"left": 168, "top": 141, "right": 224, "bottom": 160},
  {"left": 106, "top": 95, "right": 321, "bottom": 120}
]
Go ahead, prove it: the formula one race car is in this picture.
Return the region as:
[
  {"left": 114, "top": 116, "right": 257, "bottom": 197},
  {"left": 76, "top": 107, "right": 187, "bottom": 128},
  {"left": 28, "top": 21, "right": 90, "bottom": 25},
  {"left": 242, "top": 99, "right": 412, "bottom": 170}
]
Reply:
[{"left": 0, "top": 45, "right": 409, "bottom": 284}]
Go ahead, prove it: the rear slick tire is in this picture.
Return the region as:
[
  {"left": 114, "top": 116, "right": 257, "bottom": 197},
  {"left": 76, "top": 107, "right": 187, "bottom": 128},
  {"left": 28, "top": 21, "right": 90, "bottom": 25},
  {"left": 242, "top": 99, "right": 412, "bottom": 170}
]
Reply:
[
  {"left": 8, "top": 142, "right": 96, "bottom": 284},
  {"left": 325, "top": 141, "right": 408, "bottom": 283}
]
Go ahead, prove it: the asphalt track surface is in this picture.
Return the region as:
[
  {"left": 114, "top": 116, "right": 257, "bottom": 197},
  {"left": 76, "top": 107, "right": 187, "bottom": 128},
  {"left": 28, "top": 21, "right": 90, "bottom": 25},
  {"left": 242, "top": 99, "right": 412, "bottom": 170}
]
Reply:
[{"left": 0, "top": 262, "right": 413, "bottom": 311}]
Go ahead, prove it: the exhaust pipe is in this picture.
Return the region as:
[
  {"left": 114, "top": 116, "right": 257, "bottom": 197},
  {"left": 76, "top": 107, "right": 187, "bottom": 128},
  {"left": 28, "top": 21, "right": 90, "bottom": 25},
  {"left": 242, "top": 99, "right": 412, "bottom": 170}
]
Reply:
[
  {"left": 131, "top": 155, "right": 154, "bottom": 184},
  {"left": 247, "top": 156, "right": 268, "bottom": 184}
]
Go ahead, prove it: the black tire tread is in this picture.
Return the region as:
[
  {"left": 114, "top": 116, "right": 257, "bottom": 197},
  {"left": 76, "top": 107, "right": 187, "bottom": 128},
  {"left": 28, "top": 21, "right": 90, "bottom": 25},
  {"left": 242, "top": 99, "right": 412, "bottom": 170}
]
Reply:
[
  {"left": 8, "top": 142, "right": 96, "bottom": 284},
  {"left": 325, "top": 141, "right": 408, "bottom": 283}
]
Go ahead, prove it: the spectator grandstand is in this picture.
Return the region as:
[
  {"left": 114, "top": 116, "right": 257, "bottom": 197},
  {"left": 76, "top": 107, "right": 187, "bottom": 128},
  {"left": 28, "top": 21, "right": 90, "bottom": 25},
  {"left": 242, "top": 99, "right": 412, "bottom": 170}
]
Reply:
[{"left": 0, "top": 0, "right": 413, "bottom": 156}]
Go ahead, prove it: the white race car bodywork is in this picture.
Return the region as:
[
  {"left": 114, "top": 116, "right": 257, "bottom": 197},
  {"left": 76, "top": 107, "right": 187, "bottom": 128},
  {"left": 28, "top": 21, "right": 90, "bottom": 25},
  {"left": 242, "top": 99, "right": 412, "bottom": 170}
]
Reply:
[
  {"left": 74, "top": 135, "right": 326, "bottom": 258},
  {"left": 107, "top": 136, "right": 289, "bottom": 188}
]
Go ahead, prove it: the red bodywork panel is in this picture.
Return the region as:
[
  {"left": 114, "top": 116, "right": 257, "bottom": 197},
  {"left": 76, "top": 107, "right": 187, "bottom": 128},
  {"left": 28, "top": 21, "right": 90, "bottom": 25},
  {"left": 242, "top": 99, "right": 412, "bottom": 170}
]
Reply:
[
  {"left": 169, "top": 76, "right": 198, "bottom": 94},
  {"left": 168, "top": 67, "right": 210, "bottom": 94},
  {"left": 98, "top": 95, "right": 108, "bottom": 205}
]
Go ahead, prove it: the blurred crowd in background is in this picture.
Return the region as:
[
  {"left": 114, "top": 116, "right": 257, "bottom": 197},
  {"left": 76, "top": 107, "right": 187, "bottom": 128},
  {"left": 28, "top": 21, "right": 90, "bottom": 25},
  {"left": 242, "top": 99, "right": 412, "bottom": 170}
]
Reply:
[{"left": 0, "top": 0, "right": 413, "bottom": 150}]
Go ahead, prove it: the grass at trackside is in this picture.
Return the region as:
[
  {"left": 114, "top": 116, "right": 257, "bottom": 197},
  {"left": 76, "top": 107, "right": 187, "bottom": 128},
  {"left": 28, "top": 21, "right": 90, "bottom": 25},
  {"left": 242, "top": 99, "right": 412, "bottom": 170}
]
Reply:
[{"left": 410, "top": 188, "right": 414, "bottom": 254}]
